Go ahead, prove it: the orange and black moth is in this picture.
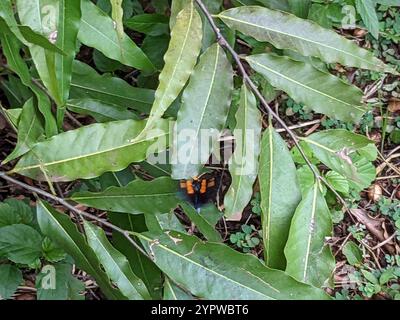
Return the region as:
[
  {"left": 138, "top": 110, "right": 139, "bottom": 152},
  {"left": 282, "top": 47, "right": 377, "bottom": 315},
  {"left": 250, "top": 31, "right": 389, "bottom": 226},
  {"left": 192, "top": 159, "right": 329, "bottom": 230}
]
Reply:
[{"left": 179, "top": 175, "right": 216, "bottom": 212}]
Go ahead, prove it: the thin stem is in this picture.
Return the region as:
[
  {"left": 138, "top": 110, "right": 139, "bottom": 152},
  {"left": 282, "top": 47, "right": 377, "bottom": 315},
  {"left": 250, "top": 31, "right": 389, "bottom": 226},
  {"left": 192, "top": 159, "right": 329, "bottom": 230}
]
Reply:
[{"left": 0, "top": 171, "right": 151, "bottom": 259}]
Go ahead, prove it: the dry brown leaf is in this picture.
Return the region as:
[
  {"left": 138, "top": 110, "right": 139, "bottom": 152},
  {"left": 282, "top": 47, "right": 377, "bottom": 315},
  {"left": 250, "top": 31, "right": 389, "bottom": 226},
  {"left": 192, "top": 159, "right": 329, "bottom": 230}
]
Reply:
[
  {"left": 367, "top": 184, "right": 382, "bottom": 202},
  {"left": 388, "top": 100, "right": 400, "bottom": 113},
  {"left": 350, "top": 208, "right": 395, "bottom": 254}
]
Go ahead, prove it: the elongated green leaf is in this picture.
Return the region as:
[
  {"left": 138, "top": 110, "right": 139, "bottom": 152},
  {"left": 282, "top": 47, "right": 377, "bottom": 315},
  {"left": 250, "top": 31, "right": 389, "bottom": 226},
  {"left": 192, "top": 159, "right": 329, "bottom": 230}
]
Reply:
[
  {"left": 218, "top": 6, "right": 396, "bottom": 73},
  {"left": 0, "top": 224, "right": 42, "bottom": 264},
  {"left": 356, "top": 0, "right": 379, "bottom": 39},
  {"left": 72, "top": 177, "right": 181, "bottom": 214},
  {"left": 246, "top": 53, "right": 367, "bottom": 122},
  {"left": 12, "top": 119, "right": 169, "bottom": 181},
  {"left": 143, "top": 2, "right": 202, "bottom": 133},
  {"left": 0, "top": 28, "right": 57, "bottom": 136},
  {"left": 79, "top": 0, "right": 154, "bottom": 72},
  {"left": 0, "top": 1, "right": 26, "bottom": 44},
  {"left": 36, "top": 200, "right": 125, "bottom": 300},
  {"left": 56, "top": 0, "right": 81, "bottom": 107},
  {"left": 84, "top": 221, "right": 150, "bottom": 300},
  {"left": 3, "top": 98, "right": 44, "bottom": 163},
  {"left": 171, "top": 43, "right": 233, "bottom": 179},
  {"left": 110, "top": 0, "right": 124, "bottom": 41},
  {"left": 70, "top": 61, "right": 154, "bottom": 113},
  {"left": 180, "top": 202, "right": 222, "bottom": 242},
  {"left": 259, "top": 126, "right": 301, "bottom": 270},
  {"left": 288, "top": 0, "right": 311, "bottom": 18},
  {"left": 16, "top": 0, "right": 62, "bottom": 106},
  {"left": 125, "top": 13, "right": 169, "bottom": 36},
  {"left": 303, "top": 129, "right": 377, "bottom": 189},
  {"left": 284, "top": 183, "right": 335, "bottom": 287},
  {"left": 17, "top": 26, "right": 65, "bottom": 55},
  {"left": 224, "top": 84, "right": 261, "bottom": 219},
  {"left": 138, "top": 231, "right": 330, "bottom": 300},
  {"left": 0, "top": 264, "right": 22, "bottom": 300},
  {"left": 66, "top": 98, "right": 139, "bottom": 122},
  {"left": 170, "top": 0, "right": 185, "bottom": 28},
  {"left": 109, "top": 213, "right": 163, "bottom": 299},
  {"left": 163, "top": 277, "right": 194, "bottom": 300}
]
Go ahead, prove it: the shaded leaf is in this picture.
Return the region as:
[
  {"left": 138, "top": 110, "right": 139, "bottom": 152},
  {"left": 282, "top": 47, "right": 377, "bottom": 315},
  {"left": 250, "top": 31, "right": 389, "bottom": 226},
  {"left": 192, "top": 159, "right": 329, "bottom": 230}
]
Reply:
[
  {"left": 125, "top": 13, "right": 169, "bottom": 36},
  {"left": 72, "top": 177, "right": 180, "bottom": 214},
  {"left": 84, "top": 221, "right": 151, "bottom": 300},
  {"left": 284, "top": 183, "right": 335, "bottom": 287},
  {"left": 224, "top": 84, "right": 261, "bottom": 219},
  {"left": 180, "top": 202, "right": 222, "bottom": 242},
  {"left": 66, "top": 98, "right": 139, "bottom": 122},
  {"left": 171, "top": 43, "right": 233, "bottom": 179},
  {"left": 259, "top": 126, "right": 301, "bottom": 269},
  {"left": 0, "top": 264, "right": 22, "bottom": 299},
  {"left": 70, "top": 61, "right": 154, "bottom": 113},
  {"left": 218, "top": 6, "right": 396, "bottom": 73},
  {"left": 246, "top": 53, "right": 367, "bottom": 122}
]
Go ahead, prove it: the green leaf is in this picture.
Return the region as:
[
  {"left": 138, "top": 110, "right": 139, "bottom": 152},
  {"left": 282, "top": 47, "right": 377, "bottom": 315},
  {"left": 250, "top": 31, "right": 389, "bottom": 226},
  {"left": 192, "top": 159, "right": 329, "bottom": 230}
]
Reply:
[
  {"left": 79, "top": 0, "right": 154, "bottom": 72},
  {"left": 16, "top": 0, "right": 63, "bottom": 106},
  {"left": 138, "top": 231, "right": 330, "bottom": 300},
  {"left": 218, "top": 6, "right": 396, "bottom": 73},
  {"left": 66, "top": 98, "right": 139, "bottom": 122},
  {"left": 169, "top": 0, "right": 185, "bottom": 28},
  {"left": 356, "top": 0, "right": 379, "bottom": 39},
  {"left": 0, "top": 199, "right": 34, "bottom": 227},
  {"left": 84, "top": 221, "right": 151, "bottom": 300},
  {"left": 259, "top": 126, "right": 301, "bottom": 270},
  {"left": 70, "top": 60, "right": 154, "bottom": 113},
  {"left": 224, "top": 84, "right": 261, "bottom": 218},
  {"left": 0, "top": 264, "right": 22, "bottom": 299},
  {"left": 125, "top": 13, "right": 169, "bottom": 36},
  {"left": 342, "top": 241, "right": 362, "bottom": 266},
  {"left": 36, "top": 263, "right": 85, "bottom": 300},
  {"left": 12, "top": 119, "right": 169, "bottom": 181},
  {"left": 41, "top": 237, "right": 67, "bottom": 263},
  {"left": 3, "top": 98, "right": 44, "bottom": 163},
  {"left": 284, "top": 182, "right": 335, "bottom": 287},
  {"left": 163, "top": 277, "right": 194, "bottom": 300},
  {"left": 296, "top": 165, "right": 318, "bottom": 197},
  {"left": 143, "top": 2, "right": 202, "bottom": 132},
  {"left": 0, "top": 28, "right": 57, "bottom": 136},
  {"left": 109, "top": 212, "right": 163, "bottom": 299},
  {"left": 145, "top": 212, "right": 186, "bottom": 233},
  {"left": 288, "top": 0, "right": 311, "bottom": 18},
  {"left": 180, "top": 202, "right": 222, "bottom": 242},
  {"left": 110, "top": 0, "right": 124, "bottom": 41},
  {"left": 303, "top": 129, "right": 377, "bottom": 189},
  {"left": 17, "top": 26, "right": 65, "bottom": 55},
  {"left": 72, "top": 177, "right": 181, "bottom": 214},
  {"left": 55, "top": 0, "right": 81, "bottom": 108},
  {"left": 0, "top": 224, "right": 43, "bottom": 264},
  {"left": 36, "top": 200, "right": 125, "bottom": 300},
  {"left": 171, "top": 43, "right": 233, "bottom": 179},
  {"left": 246, "top": 53, "right": 367, "bottom": 123},
  {"left": 325, "top": 171, "right": 349, "bottom": 194}
]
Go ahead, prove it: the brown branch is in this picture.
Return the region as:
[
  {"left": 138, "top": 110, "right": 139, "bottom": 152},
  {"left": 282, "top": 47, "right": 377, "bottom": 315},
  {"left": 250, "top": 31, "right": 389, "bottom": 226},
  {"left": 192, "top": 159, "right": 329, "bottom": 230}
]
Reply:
[{"left": 0, "top": 171, "right": 151, "bottom": 259}]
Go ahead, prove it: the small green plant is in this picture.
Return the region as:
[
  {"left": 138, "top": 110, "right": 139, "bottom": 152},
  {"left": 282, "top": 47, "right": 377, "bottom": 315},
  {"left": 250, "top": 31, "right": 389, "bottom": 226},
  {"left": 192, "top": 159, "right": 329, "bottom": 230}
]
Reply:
[
  {"left": 285, "top": 98, "right": 313, "bottom": 120},
  {"left": 229, "top": 224, "right": 261, "bottom": 253},
  {"left": 371, "top": 197, "right": 400, "bottom": 235},
  {"left": 250, "top": 192, "right": 261, "bottom": 216}
]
